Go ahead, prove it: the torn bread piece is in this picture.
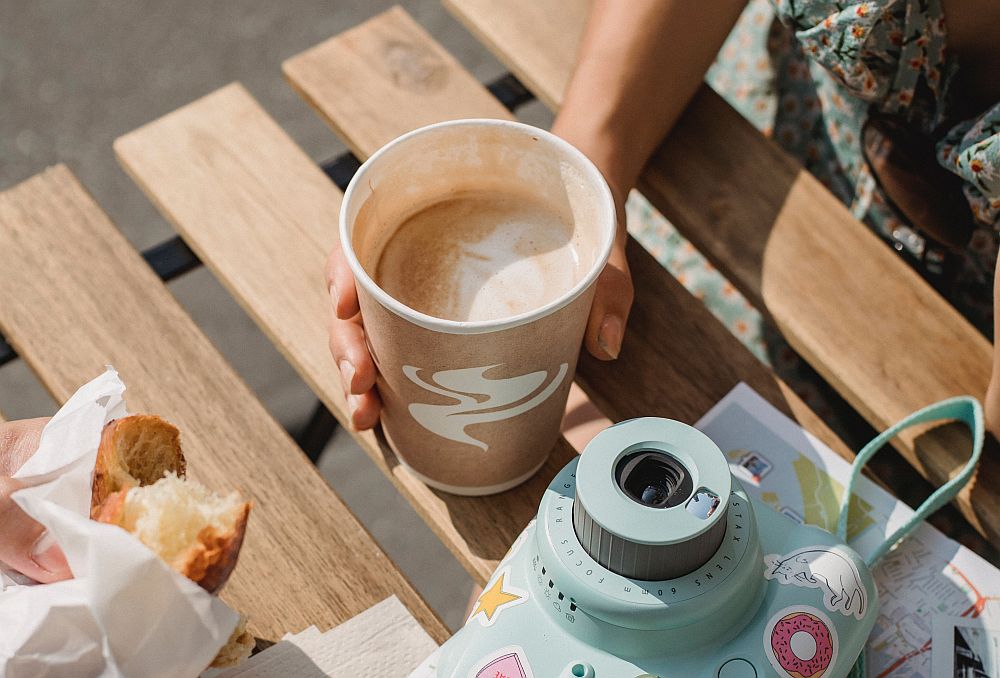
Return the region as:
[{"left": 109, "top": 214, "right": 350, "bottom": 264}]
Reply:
[
  {"left": 95, "top": 472, "right": 250, "bottom": 594},
  {"left": 90, "top": 414, "right": 253, "bottom": 669},
  {"left": 92, "top": 414, "right": 186, "bottom": 511},
  {"left": 210, "top": 613, "right": 255, "bottom": 668}
]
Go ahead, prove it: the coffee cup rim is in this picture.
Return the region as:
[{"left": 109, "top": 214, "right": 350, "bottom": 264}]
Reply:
[{"left": 339, "top": 118, "right": 617, "bottom": 335}]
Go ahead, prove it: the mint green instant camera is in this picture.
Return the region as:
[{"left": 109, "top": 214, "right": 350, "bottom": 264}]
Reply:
[{"left": 436, "top": 418, "right": 878, "bottom": 678}]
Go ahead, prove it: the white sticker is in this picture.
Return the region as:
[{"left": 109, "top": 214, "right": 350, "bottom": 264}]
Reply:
[
  {"left": 498, "top": 520, "right": 533, "bottom": 568},
  {"left": 764, "top": 546, "right": 868, "bottom": 619},
  {"left": 467, "top": 566, "right": 528, "bottom": 627},
  {"left": 764, "top": 605, "right": 838, "bottom": 678}
]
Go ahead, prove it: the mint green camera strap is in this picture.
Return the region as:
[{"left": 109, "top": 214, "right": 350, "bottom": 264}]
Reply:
[{"left": 836, "top": 396, "right": 985, "bottom": 678}]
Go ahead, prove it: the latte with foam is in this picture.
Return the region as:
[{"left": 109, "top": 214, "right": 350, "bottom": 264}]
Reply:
[
  {"left": 368, "top": 189, "right": 591, "bottom": 322},
  {"left": 340, "top": 119, "right": 616, "bottom": 495}
]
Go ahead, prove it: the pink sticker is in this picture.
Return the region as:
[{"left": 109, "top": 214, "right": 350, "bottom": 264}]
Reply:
[
  {"left": 764, "top": 605, "right": 839, "bottom": 678},
  {"left": 473, "top": 646, "right": 533, "bottom": 678}
]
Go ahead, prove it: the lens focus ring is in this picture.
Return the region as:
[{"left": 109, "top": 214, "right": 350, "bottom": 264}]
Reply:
[{"left": 572, "top": 425, "right": 732, "bottom": 582}]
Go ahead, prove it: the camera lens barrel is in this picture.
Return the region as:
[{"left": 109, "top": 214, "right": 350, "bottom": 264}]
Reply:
[
  {"left": 574, "top": 494, "right": 728, "bottom": 580},
  {"left": 615, "top": 451, "right": 694, "bottom": 509},
  {"left": 571, "top": 419, "right": 732, "bottom": 581}
]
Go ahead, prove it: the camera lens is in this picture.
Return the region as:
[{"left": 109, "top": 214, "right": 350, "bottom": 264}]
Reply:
[{"left": 615, "top": 451, "right": 693, "bottom": 509}]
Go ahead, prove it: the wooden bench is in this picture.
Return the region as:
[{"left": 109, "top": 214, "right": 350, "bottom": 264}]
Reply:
[
  {"left": 109, "top": 5, "right": 943, "bottom": 599},
  {"left": 0, "top": 166, "right": 447, "bottom": 643},
  {"left": 441, "top": 0, "right": 997, "bottom": 542}
]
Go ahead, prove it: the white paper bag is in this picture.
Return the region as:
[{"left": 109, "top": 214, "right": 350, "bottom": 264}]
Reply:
[{"left": 0, "top": 368, "right": 238, "bottom": 677}]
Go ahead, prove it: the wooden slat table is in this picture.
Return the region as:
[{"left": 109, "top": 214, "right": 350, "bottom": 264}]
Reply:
[
  {"left": 111, "top": 5, "right": 893, "bottom": 597},
  {"left": 0, "top": 166, "right": 447, "bottom": 644},
  {"left": 115, "top": 83, "right": 563, "bottom": 586},
  {"left": 4, "top": 3, "right": 992, "bottom": 665},
  {"left": 281, "top": 7, "right": 849, "bottom": 448},
  {"left": 441, "top": 0, "right": 997, "bottom": 543}
]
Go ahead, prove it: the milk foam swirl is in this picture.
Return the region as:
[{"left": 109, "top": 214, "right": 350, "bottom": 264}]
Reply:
[{"left": 373, "top": 190, "right": 588, "bottom": 322}]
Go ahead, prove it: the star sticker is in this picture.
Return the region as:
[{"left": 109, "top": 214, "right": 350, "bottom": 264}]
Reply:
[{"left": 470, "top": 570, "right": 526, "bottom": 625}]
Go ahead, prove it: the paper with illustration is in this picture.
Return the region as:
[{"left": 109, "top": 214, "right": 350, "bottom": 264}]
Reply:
[{"left": 697, "top": 383, "right": 1000, "bottom": 678}]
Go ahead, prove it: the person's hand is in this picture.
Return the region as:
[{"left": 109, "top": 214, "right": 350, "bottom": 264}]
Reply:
[
  {"left": 0, "top": 417, "right": 71, "bottom": 583},
  {"left": 551, "top": 120, "right": 635, "bottom": 362},
  {"left": 986, "top": 360, "right": 1000, "bottom": 442},
  {"left": 580, "top": 182, "right": 633, "bottom": 361},
  {"left": 326, "top": 245, "right": 382, "bottom": 431}
]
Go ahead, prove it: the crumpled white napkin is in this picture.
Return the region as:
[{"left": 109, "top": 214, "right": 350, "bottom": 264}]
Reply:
[
  {"left": 0, "top": 367, "right": 237, "bottom": 678},
  {"left": 211, "top": 596, "right": 437, "bottom": 678}
]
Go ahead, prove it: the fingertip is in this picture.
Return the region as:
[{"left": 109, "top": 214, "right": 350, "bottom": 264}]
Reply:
[
  {"left": 329, "top": 316, "right": 369, "bottom": 379},
  {"left": 596, "top": 315, "right": 623, "bottom": 360},
  {"left": 338, "top": 359, "right": 357, "bottom": 393},
  {"left": 333, "top": 288, "right": 361, "bottom": 321},
  {"left": 346, "top": 394, "right": 362, "bottom": 427},
  {"left": 31, "top": 542, "right": 71, "bottom": 583},
  {"left": 326, "top": 243, "right": 361, "bottom": 320},
  {"left": 584, "top": 257, "right": 632, "bottom": 361},
  {"left": 331, "top": 273, "right": 360, "bottom": 321},
  {"left": 585, "top": 312, "right": 624, "bottom": 361},
  {"left": 584, "top": 332, "right": 612, "bottom": 361},
  {"left": 348, "top": 392, "right": 381, "bottom": 431},
  {"left": 348, "top": 352, "right": 378, "bottom": 394}
]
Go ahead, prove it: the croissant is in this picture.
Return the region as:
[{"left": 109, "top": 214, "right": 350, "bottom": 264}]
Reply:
[{"left": 90, "top": 415, "right": 253, "bottom": 668}]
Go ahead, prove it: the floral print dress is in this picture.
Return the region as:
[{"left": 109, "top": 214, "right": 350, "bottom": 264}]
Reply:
[
  {"left": 628, "top": 0, "right": 999, "bottom": 390},
  {"left": 624, "top": 0, "right": 999, "bottom": 555},
  {"left": 631, "top": 0, "right": 999, "bottom": 338}
]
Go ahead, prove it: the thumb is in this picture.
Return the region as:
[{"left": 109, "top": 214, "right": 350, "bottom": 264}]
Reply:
[
  {"left": 584, "top": 234, "right": 633, "bottom": 361},
  {"left": 0, "top": 477, "right": 71, "bottom": 583}
]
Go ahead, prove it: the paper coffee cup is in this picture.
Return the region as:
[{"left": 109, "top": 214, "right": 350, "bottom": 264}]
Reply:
[{"left": 340, "top": 119, "right": 615, "bottom": 495}]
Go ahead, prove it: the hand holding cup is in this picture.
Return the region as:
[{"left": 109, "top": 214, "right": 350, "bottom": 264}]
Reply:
[
  {"left": 326, "top": 127, "right": 633, "bottom": 435},
  {"left": 329, "top": 120, "right": 620, "bottom": 495}
]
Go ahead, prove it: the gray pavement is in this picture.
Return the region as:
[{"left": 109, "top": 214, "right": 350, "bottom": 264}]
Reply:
[{"left": 1, "top": 0, "right": 551, "bottom": 632}]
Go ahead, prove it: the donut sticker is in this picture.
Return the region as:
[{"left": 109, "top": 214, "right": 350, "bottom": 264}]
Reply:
[
  {"left": 764, "top": 546, "right": 868, "bottom": 619},
  {"left": 764, "top": 606, "right": 838, "bottom": 678},
  {"left": 469, "top": 646, "right": 534, "bottom": 678}
]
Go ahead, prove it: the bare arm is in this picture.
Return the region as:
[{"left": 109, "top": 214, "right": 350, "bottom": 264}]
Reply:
[
  {"left": 554, "top": 0, "right": 748, "bottom": 200},
  {"left": 325, "top": 0, "right": 748, "bottom": 429},
  {"left": 553, "top": 0, "right": 747, "bottom": 359}
]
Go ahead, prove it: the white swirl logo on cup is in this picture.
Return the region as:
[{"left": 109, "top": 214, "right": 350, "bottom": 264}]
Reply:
[{"left": 403, "top": 363, "right": 569, "bottom": 450}]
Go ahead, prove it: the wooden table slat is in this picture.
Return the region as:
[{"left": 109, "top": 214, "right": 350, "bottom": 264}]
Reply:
[
  {"left": 280, "top": 8, "right": 859, "bottom": 524},
  {"left": 283, "top": 6, "right": 854, "bottom": 449},
  {"left": 115, "top": 82, "right": 573, "bottom": 587},
  {"left": 0, "top": 166, "right": 447, "bottom": 643},
  {"left": 442, "top": 0, "right": 998, "bottom": 544},
  {"left": 284, "top": 5, "right": 511, "bottom": 161}
]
